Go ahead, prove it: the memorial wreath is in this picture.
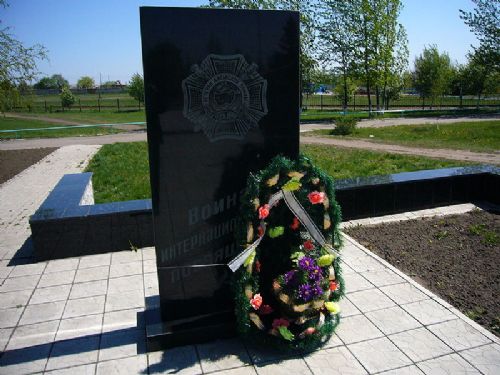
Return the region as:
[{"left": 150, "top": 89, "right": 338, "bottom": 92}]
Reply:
[{"left": 230, "top": 155, "right": 345, "bottom": 351}]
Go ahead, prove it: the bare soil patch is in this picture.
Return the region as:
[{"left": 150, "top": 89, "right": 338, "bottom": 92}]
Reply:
[
  {"left": 345, "top": 210, "right": 500, "bottom": 336},
  {"left": 0, "top": 148, "right": 57, "bottom": 184}
]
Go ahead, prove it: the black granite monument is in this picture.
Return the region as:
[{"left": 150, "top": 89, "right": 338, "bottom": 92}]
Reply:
[{"left": 140, "top": 6, "right": 299, "bottom": 348}]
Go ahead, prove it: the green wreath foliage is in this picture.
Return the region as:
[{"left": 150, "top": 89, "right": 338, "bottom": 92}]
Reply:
[{"left": 233, "top": 154, "right": 345, "bottom": 351}]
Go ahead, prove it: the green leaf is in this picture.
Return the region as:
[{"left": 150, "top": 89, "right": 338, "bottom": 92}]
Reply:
[
  {"left": 278, "top": 326, "right": 295, "bottom": 341},
  {"left": 282, "top": 178, "right": 301, "bottom": 191},
  {"left": 268, "top": 226, "right": 285, "bottom": 238}
]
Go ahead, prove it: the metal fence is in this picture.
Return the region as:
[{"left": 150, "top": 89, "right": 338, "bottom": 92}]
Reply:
[
  {"left": 302, "top": 94, "right": 500, "bottom": 111},
  {"left": 13, "top": 96, "right": 142, "bottom": 113}
]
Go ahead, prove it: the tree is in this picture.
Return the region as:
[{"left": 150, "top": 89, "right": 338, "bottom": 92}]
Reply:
[
  {"left": 128, "top": 73, "right": 144, "bottom": 103},
  {"left": 317, "top": 0, "right": 362, "bottom": 110},
  {"left": 463, "top": 51, "right": 500, "bottom": 108},
  {"left": 34, "top": 74, "right": 69, "bottom": 90},
  {"left": 60, "top": 86, "right": 75, "bottom": 109},
  {"left": 77, "top": 76, "right": 95, "bottom": 89},
  {"left": 460, "top": 0, "right": 499, "bottom": 70},
  {"left": 0, "top": 0, "right": 47, "bottom": 113},
  {"left": 413, "top": 46, "right": 452, "bottom": 108}
]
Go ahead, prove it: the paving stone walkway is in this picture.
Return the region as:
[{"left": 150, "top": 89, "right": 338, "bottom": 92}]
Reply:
[{"left": 0, "top": 149, "right": 499, "bottom": 374}]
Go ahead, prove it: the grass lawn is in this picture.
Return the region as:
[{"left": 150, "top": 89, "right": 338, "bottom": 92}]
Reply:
[
  {"left": 14, "top": 110, "right": 146, "bottom": 124},
  {"left": 85, "top": 141, "right": 472, "bottom": 203},
  {"left": 308, "top": 120, "right": 500, "bottom": 152},
  {"left": 0, "top": 117, "right": 123, "bottom": 139}
]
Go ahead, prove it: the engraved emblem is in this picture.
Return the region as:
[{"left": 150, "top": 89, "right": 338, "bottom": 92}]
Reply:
[{"left": 182, "top": 54, "right": 268, "bottom": 142}]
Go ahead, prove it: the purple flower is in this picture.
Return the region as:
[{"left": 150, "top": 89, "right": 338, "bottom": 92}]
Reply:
[
  {"left": 284, "top": 270, "right": 297, "bottom": 285},
  {"left": 308, "top": 266, "right": 322, "bottom": 282},
  {"left": 312, "top": 282, "right": 324, "bottom": 297},
  {"left": 298, "top": 256, "right": 316, "bottom": 272},
  {"left": 298, "top": 284, "right": 313, "bottom": 302}
]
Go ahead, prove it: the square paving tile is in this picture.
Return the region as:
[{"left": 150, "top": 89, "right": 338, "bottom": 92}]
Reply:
[
  {"left": 102, "top": 308, "right": 144, "bottom": 333},
  {"left": 359, "top": 268, "right": 405, "bottom": 287},
  {"left": 255, "top": 357, "right": 312, "bottom": 375},
  {"left": 96, "top": 354, "right": 148, "bottom": 374},
  {"left": 344, "top": 255, "right": 383, "bottom": 273},
  {"left": 460, "top": 343, "right": 500, "bottom": 375},
  {"left": 74, "top": 265, "right": 109, "bottom": 283},
  {"left": 430, "top": 319, "right": 492, "bottom": 351},
  {"left": 382, "top": 365, "right": 425, "bottom": 374},
  {"left": 389, "top": 327, "right": 453, "bottom": 362},
  {"left": 56, "top": 314, "right": 103, "bottom": 341},
  {"left": 0, "top": 342, "right": 52, "bottom": 374},
  {"left": 0, "top": 327, "right": 13, "bottom": 351},
  {"left": 0, "top": 274, "right": 39, "bottom": 292},
  {"left": 417, "top": 353, "right": 481, "bottom": 374},
  {"left": 46, "top": 336, "right": 100, "bottom": 371},
  {"left": 380, "top": 283, "right": 429, "bottom": 305},
  {"left": 109, "top": 261, "right": 143, "bottom": 278},
  {"left": 245, "top": 342, "right": 294, "bottom": 364},
  {"left": 197, "top": 338, "right": 251, "bottom": 372},
  {"left": 347, "top": 288, "right": 396, "bottom": 313},
  {"left": 63, "top": 295, "right": 105, "bottom": 319},
  {"left": 44, "top": 363, "right": 96, "bottom": 374},
  {"left": 98, "top": 328, "right": 145, "bottom": 362},
  {"left": 107, "top": 274, "right": 143, "bottom": 294},
  {"left": 343, "top": 272, "right": 374, "bottom": 294},
  {"left": 348, "top": 336, "right": 412, "bottom": 373},
  {"left": 304, "top": 346, "right": 367, "bottom": 374},
  {"left": 335, "top": 314, "right": 383, "bottom": 344},
  {"left": 69, "top": 279, "right": 108, "bottom": 299},
  {"left": 105, "top": 289, "right": 144, "bottom": 312},
  {"left": 143, "top": 259, "right": 156, "bottom": 274},
  {"left": 0, "top": 289, "right": 32, "bottom": 309},
  {"left": 141, "top": 247, "right": 156, "bottom": 260},
  {"left": 9, "top": 263, "right": 46, "bottom": 277},
  {"left": 44, "top": 258, "right": 79, "bottom": 274},
  {"left": 0, "top": 306, "right": 24, "bottom": 328},
  {"left": 78, "top": 254, "right": 111, "bottom": 269},
  {"left": 38, "top": 270, "right": 76, "bottom": 288},
  {"left": 7, "top": 320, "right": 59, "bottom": 350},
  {"left": 29, "top": 284, "right": 71, "bottom": 305},
  {"left": 339, "top": 297, "right": 361, "bottom": 318},
  {"left": 401, "top": 299, "right": 456, "bottom": 325},
  {"left": 366, "top": 306, "right": 421, "bottom": 335},
  {"left": 19, "top": 301, "right": 65, "bottom": 325},
  {"left": 111, "top": 251, "right": 142, "bottom": 265},
  {"left": 147, "top": 345, "right": 202, "bottom": 375}
]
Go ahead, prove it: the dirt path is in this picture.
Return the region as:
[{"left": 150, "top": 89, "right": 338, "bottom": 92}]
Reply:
[{"left": 302, "top": 136, "right": 500, "bottom": 165}]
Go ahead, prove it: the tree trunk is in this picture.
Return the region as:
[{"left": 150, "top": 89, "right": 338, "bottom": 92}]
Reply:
[
  {"left": 422, "top": 97, "right": 425, "bottom": 110},
  {"left": 375, "top": 86, "right": 380, "bottom": 111}
]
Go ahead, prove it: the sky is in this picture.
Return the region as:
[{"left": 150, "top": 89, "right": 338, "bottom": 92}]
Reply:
[{"left": 2, "top": 0, "right": 479, "bottom": 85}]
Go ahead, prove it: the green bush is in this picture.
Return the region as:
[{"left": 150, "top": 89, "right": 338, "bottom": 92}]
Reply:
[
  {"left": 331, "top": 117, "right": 358, "bottom": 135},
  {"left": 60, "top": 87, "right": 75, "bottom": 108}
]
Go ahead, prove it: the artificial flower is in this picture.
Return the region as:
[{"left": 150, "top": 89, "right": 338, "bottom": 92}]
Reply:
[
  {"left": 308, "top": 191, "right": 325, "bottom": 204},
  {"left": 290, "top": 217, "right": 300, "bottom": 230},
  {"left": 324, "top": 301, "right": 340, "bottom": 314},
  {"left": 308, "top": 266, "right": 322, "bottom": 282},
  {"left": 288, "top": 171, "right": 304, "bottom": 179},
  {"left": 257, "top": 225, "right": 265, "bottom": 237},
  {"left": 317, "top": 254, "right": 335, "bottom": 267},
  {"left": 272, "top": 318, "right": 290, "bottom": 329},
  {"left": 298, "top": 284, "right": 314, "bottom": 301},
  {"left": 268, "top": 226, "right": 284, "bottom": 238},
  {"left": 284, "top": 270, "right": 297, "bottom": 285},
  {"left": 311, "top": 177, "right": 320, "bottom": 185},
  {"left": 254, "top": 260, "right": 261, "bottom": 273},
  {"left": 250, "top": 293, "right": 263, "bottom": 310},
  {"left": 258, "top": 304, "right": 273, "bottom": 315},
  {"left": 298, "top": 256, "right": 316, "bottom": 272},
  {"left": 243, "top": 250, "right": 256, "bottom": 267},
  {"left": 303, "top": 240, "right": 314, "bottom": 251},
  {"left": 282, "top": 179, "right": 301, "bottom": 191},
  {"left": 329, "top": 280, "right": 339, "bottom": 291},
  {"left": 258, "top": 204, "right": 270, "bottom": 219},
  {"left": 266, "top": 174, "right": 279, "bottom": 186}
]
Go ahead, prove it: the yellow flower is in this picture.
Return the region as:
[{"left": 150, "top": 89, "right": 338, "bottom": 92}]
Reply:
[
  {"left": 317, "top": 254, "right": 335, "bottom": 267},
  {"left": 324, "top": 302, "right": 340, "bottom": 314}
]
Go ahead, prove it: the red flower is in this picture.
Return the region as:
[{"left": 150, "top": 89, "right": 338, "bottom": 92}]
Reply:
[
  {"left": 308, "top": 191, "right": 325, "bottom": 205},
  {"left": 255, "top": 260, "right": 261, "bottom": 273},
  {"left": 250, "top": 293, "right": 263, "bottom": 310},
  {"left": 258, "top": 304, "right": 273, "bottom": 315},
  {"left": 272, "top": 318, "right": 290, "bottom": 329},
  {"left": 290, "top": 217, "right": 300, "bottom": 230},
  {"left": 303, "top": 240, "right": 314, "bottom": 251},
  {"left": 329, "top": 280, "right": 339, "bottom": 291},
  {"left": 258, "top": 204, "right": 270, "bottom": 219},
  {"left": 257, "top": 225, "right": 265, "bottom": 237}
]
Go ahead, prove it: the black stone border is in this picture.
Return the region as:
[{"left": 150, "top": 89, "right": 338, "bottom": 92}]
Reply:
[{"left": 29, "top": 166, "right": 499, "bottom": 261}]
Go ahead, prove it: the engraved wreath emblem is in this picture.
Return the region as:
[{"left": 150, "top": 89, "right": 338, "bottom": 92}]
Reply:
[{"left": 182, "top": 54, "right": 268, "bottom": 142}]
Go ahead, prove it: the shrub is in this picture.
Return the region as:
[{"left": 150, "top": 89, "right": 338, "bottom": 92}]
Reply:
[
  {"left": 60, "top": 87, "right": 75, "bottom": 108},
  {"left": 331, "top": 117, "right": 358, "bottom": 135}
]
